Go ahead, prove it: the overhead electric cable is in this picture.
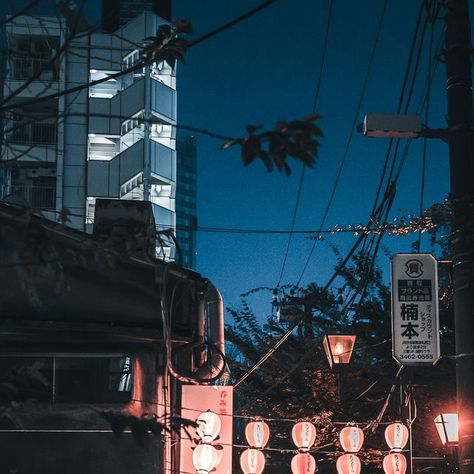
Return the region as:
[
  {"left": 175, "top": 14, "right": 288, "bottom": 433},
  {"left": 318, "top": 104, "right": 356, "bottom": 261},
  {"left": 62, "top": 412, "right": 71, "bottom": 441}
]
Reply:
[
  {"left": 296, "top": 0, "right": 388, "bottom": 286},
  {"left": 418, "top": 15, "right": 434, "bottom": 250},
  {"left": 233, "top": 2, "right": 430, "bottom": 397},
  {"left": 276, "top": 0, "right": 333, "bottom": 288},
  {"left": 0, "top": 0, "right": 280, "bottom": 111}
]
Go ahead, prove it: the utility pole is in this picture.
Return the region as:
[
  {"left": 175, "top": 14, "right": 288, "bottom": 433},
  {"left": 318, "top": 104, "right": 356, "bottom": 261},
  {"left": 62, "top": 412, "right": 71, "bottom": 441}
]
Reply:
[{"left": 444, "top": 0, "right": 474, "bottom": 472}]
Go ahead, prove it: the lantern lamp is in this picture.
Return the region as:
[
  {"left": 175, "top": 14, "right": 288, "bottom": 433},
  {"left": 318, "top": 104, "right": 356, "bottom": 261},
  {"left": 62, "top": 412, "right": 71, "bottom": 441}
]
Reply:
[
  {"left": 336, "top": 453, "right": 361, "bottom": 474},
  {"left": 291, "top": 453, "right": 317, "bottom": 474},
  {"left": 245, "top": 420, "right": 270, "bottom": 448},
  {"left": 291, "top": 421, "right": 317, "bottom": 451},
  {"left": 323, "top": 334, "right": 357, "bottom": 368},
  {"left": 196, "top": 410, "right": 221, "bottom": 443},
  {"left": 240, "top": 448, "right": 265, "bottom": 474},
  {"left": 339, "top": 426, "right": 364, "bottom": 453},
  {"left": 385, "top": 422, "right": 409, "bottom": 451},
  {"left": 434, "top": 413, "right": 459, "bottom": 446},
  {"left": 192, "top": 444, "right": 221, "bottom": 474},
  {"left": 383, "top": 452, "right": 407, "bottom": 474}
]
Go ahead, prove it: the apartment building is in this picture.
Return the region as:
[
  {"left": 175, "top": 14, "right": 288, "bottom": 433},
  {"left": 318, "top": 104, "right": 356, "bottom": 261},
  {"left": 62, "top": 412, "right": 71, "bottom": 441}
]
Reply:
[
  {"left": 1, "top": 8, "right": 177, "bottom": 259},
  {"left": 176, "top": 133, "right": 197, "bottom": 269}
]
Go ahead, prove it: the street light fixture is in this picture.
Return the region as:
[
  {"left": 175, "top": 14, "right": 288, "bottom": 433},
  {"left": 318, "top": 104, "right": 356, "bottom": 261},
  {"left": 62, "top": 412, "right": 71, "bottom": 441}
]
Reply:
[
  {"left": 323, "top": 334, "right": 357, "bottom": 368},
  {"left": 434, "top": 413, "right": 459, "bottom": 447}
]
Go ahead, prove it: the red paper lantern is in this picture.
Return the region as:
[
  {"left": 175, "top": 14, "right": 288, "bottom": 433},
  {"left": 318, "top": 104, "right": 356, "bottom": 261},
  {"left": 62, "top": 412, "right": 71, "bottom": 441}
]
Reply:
[
  {"left": 291, "top": 453, "right": 316, "bottom": 474},
  {"left": 192, "top": 444, "right": 221, "bottom": 474},
  {"left": 291, "top": 421, "right": 317, "bottom": 451},
  {"left": 339, "top": 426, "right": 364, "bottom": 453},
  {"left": 196, "top": 410, "right": 221, "bottom": 443},
  {"left": 245, "top": 421, "right": 270, "bottom": 448},
  {"left": 240, "top": 448, "right": 265, "bottom": 474},
  {"left": 385, "top": 423, "right": 409, "bottom": 451},
  {"left": 336, "top": 453, "right": 362, "bottom": 474},
  {"left": 383, "top": 453, "right": 407, "bottom": 474}
]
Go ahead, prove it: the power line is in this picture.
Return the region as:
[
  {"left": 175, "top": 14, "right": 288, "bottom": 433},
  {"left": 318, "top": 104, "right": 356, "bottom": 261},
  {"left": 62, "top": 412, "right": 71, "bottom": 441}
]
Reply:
[
  {"left": 276, "top": 0, "right": 333, "bottom": 288},
  {"left": 0, "top": 0, "right": 280, "bottom": 112},
  {"left": 296, "top": 0, "right": 389, "bottom": 287},
  {"left": 231, "top": 1, "right": 433, "bottom": 400}
]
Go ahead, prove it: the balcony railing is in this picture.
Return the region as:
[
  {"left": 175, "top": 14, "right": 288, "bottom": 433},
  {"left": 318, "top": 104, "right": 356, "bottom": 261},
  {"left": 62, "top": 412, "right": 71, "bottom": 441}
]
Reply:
[
  {"left": 10, "top": 56, "right": 58, "bottom": 81},
  {"left": 1, "top": 184, "right": 56, "bottom": 210},
  {"left": 8, "top": 122, "right": 57, "bottom": 146}
]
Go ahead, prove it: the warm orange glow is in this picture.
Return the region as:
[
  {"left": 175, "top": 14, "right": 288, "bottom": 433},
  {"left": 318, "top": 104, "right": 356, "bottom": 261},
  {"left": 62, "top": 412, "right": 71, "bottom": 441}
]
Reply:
[
  {"left": 336, "top": 453, "right": 361, "bottom": 474},
  {"left": 385, "top": 423, "right": 409, "bottom": 451},
  {"left": 339, "top": 426, "right": 364, "bottom": 453},
  {"left": 291, "top": 421, "right": 317, "bottom": 451},
  {"left": 192, "top": 444, "right": 220, "bottom": 473},
  {"left": 323, "top": 334, "right": 357, "bottom": 368},
  {"left": 291, "top": 453, "right": 317, "bottom": 474},
  {"left": 383, "top": 453, "right": 407, "bottom": 474},
  {"left": 196, "top": 411, "right": 222, "bottom": 443},
  {"left": 240, "top": 449, "right": 265, "bottom": 474},
  {"left": 245, "top": 420, "right": 270, "bottom": 448},
  {"left": 434, "top": 413, "right": 459, "bottom": 446}
]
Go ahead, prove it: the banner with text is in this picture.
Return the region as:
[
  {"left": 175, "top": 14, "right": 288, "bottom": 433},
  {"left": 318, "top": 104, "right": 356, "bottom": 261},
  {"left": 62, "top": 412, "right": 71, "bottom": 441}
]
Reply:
[{"left": 391, "top": 253, "right": 440, "bottom": 366}]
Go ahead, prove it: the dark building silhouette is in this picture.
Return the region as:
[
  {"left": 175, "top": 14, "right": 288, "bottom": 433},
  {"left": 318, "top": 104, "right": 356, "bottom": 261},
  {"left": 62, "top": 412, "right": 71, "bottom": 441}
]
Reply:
[
  {"left": 102, "top": 0, "right": 171, "bottom": 32},
  {"left": 176, "top": 135, "right": 197, "bottom": 269}
]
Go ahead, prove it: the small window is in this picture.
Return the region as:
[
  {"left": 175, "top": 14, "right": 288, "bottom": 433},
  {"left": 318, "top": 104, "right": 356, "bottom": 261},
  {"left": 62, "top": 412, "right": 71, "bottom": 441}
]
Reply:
[{"left": 0, "top": 355, "right": 132, "bottom": 404}]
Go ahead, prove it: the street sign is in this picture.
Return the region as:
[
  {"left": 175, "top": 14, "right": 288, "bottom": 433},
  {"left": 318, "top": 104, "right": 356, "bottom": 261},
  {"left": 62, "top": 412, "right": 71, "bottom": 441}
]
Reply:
[{"left": 391, "top": 253, "right": 440, "bottom": 366}]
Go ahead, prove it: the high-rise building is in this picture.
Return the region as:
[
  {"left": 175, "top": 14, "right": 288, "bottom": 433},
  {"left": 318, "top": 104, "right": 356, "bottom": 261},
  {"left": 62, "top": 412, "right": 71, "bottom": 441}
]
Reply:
[
  {"left": 1, "top": 8, "right": 177, "bottom": 259},
  {"left": 176, "top": 134, "right": 197, "bottom": 269},
  {"left": 101, "top": 0, "right": 171, "bottom": 32}
]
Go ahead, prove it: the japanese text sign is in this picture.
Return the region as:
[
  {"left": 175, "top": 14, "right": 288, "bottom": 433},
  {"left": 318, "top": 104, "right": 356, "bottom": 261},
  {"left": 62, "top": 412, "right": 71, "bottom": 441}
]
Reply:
[
  {"left": 391, "top": 254, "right": 440, "bottom": 365},
  {"left": 180, "top": 385, "right": 233, "bottom": 474}
]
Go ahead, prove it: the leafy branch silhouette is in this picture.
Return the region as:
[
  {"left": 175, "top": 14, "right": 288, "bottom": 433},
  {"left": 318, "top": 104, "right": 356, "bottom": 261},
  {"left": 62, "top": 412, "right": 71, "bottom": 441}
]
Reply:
[
  {"left": 141, "top": 20, "right": 193, "bottom": 67},
  {"left": 222, "top": 115, "right": 323, "bottom": 174}
]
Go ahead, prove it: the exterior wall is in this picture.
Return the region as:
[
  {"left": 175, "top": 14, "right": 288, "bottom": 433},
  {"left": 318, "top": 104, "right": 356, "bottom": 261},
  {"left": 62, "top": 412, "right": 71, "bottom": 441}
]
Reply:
[
  {"left": 1, "top": 12, "right": 177, "bottom": 257},
  {"left": 176, "top": 135, "right": 197, "bottom": 269}
]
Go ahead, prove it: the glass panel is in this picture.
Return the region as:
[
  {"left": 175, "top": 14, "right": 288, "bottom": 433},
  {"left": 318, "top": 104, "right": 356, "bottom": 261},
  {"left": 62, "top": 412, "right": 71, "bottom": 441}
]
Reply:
[
  {"left": 55, "top": 356, "right": 132, "bottom": 403},
  {"left": 0, "top": 357, "right": 53, "bottom": 402}
]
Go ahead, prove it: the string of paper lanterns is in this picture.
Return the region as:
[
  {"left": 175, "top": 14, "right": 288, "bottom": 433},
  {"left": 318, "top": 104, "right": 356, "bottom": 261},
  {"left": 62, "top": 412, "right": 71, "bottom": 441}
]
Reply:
[
  {"left": 291, "top": 421, "right": 317, "bottom": 474},
  {"left": 192, "top": 411, "right": 223, "bottom": 474},
  {"left": 240, "top": 420, "right": 270, "bottom": 474},
  {"left": 236, "top": 420, "right": 410, "bottom": 473},
  {"left": 382, "top": 422, "right": 409, "bottom": 474}
]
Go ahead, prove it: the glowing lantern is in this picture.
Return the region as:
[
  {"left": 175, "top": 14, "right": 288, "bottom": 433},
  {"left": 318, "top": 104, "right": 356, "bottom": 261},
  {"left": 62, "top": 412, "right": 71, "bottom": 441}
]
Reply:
[
  {"left": 383, "top": 453, "right": 407, "bottom": 474},
  {"left": 291, "top": 453, "right": 316, "bottom": 474},
  {"left": 192, "top": 444, "right": 221, "bottom": 474},
  {"left": 323, "top": 334, "right": 357, "bottom": 368},
  {"left": 434, "top": 413, "right": 459, "bottom": 446},
  {"left": 196, "top": 410, "right": 221, "bottom": 443},
  {"left": 336, "top": 454, "right": 361, "bottom": 474},
  {"left": 339, "top": 426, "right": 364, "bottom": 453},
  {"left": 245, "top": 420, "right": 270, "bottom": 448},
  {"left": 291, "top": 421, "right": 317, "bottom": 451},
  {"left": 385, "top": 423, "right": 409, "bottom": 451},
  {"left": 240, "top": 448, "right": 265, "bottom": 474}
]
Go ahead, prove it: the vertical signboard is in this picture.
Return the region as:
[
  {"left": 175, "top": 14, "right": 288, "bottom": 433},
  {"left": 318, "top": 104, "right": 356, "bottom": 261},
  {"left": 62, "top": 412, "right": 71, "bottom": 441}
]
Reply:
[
  {"left": 391, "top": 254, "right": 440, "bottom": 365},
  {"left": 180, "top": 385, "right": 233, "bottom": 474}
]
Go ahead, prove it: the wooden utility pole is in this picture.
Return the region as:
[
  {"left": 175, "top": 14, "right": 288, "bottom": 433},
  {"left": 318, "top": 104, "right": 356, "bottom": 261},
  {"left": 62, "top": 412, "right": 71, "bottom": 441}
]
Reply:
[{"left": 444, "top": 1, "right": 474, "bottom": 472}]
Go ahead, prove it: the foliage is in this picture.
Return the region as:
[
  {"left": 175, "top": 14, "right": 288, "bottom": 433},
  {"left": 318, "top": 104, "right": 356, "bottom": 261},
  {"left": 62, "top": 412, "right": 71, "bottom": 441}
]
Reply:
[
  {"left": 141, "top": 20, "right": 193, "bottom": 67},
  {"left": 225, "top": 248, "right": 455, "bottom": 472},
  {"left": 222, "top": 115, "right": 323, "bottom": 174}
]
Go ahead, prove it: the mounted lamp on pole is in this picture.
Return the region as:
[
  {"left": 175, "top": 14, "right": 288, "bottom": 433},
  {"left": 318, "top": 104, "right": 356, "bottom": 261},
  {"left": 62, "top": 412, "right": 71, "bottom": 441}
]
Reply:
[
  {"left": 323, "top": 334, "right": 356, "bottom": 400},
  {"left": 434, "top": 413, "right": 459, "bottom": 474}
]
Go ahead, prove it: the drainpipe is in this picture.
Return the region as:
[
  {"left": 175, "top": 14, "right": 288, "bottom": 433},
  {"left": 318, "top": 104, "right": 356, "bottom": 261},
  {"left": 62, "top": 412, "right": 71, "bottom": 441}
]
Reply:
[{"left": 193, "top": 280, "right": 226, "bottom": 381}]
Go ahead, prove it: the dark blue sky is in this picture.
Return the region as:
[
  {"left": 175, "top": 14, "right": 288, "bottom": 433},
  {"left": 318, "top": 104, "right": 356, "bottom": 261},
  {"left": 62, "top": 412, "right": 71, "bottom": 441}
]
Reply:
[
  {"left": 2, "top": 1, "right": 462, "bottom": 320},
  {"left": 173, "top": 0, "right": 451, "bottom": 317}
]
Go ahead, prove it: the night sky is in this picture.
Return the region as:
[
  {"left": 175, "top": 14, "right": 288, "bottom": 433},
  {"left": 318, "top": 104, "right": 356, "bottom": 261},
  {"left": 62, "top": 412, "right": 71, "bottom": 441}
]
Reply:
[
  {"left": 2, "top": 0, "right": 463, "bottom": 321},
  {"left": 172, "top": 0, "right": 451, "bottom": 319}
]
